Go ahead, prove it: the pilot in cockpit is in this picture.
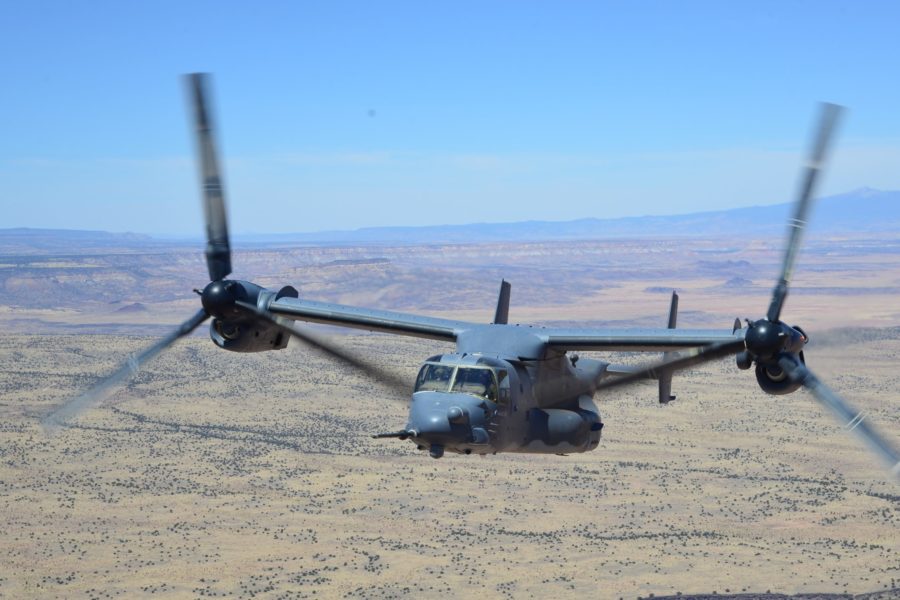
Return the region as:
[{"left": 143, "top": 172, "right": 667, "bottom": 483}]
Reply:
[
  {"left": 476, "top": 369, "right": 497, "bottom": 401},
  {"left": 432, "top": 366, "right": 452, "bottom": 385},
  {"left": 452, "top": 367, "right": 498, "bottom": 402},
  {"left": 416, "top": 364, "right": 453, "bottom": 392}
]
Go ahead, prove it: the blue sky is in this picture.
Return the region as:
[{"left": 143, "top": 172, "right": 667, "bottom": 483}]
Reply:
[{"left": 2, "top": 1, "right": 900, "bottom": 235}]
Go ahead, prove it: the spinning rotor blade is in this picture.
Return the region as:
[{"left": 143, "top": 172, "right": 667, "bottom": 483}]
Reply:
[
  {"left": 187, "top": 73, "right": 232, "bottom": 282},
  {"left": 235, "top": 301, "right": 410, "bottom": 398},
  {"left": 777, "top": 357, "right": 900, "bottom": 480},
  {"left": 593, "top": 339, "right": 746, "bottom": 393},
  {"left": 42, "top": 309, "right": 209, "bottom": 430},
  {"left": 767, "top": 102, "right": 842, "bottom": 323}
]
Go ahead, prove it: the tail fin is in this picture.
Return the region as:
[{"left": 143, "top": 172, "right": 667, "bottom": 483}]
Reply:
[
  {"left": 493, "top": 280, "right": 511, "bottom": 325},
  {"left": 659, "top": 291, "right": 678, "bottom": 403}
]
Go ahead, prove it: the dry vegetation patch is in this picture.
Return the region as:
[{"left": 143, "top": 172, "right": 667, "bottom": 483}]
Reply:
[{"left": 0, "top": 331, "right": 897, "bottom": 598}]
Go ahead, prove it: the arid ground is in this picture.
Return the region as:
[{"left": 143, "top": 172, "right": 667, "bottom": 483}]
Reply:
[{"left": 1, "top": 234, "right": 898, "bottom": 598}]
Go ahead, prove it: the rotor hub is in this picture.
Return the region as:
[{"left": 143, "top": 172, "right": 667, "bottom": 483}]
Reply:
[
  {"left": 744, "top": 319, "right": 788, "bottom": 359},
  {"left": 201, "top": 280, "right": 241, "bottom": 319}
]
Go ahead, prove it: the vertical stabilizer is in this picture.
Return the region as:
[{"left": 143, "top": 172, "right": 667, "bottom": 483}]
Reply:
[
  {"left": 659, "top": 291, "right": 678, "bottom": 403},
  {"left": 493, "top": 280, "right": 511, "bottom": 325},
  {"left": 667, "top": 290, "right": 679, "bottom": 329}
]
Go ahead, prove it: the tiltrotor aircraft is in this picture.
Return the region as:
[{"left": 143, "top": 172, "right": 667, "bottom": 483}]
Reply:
[{"left": 43, "top": 74, "right": 899, "bottom": 478}]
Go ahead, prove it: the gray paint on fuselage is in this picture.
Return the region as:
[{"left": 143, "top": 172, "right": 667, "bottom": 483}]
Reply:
[
  {"left": 456, "top": 324, "right": 549, "bottom": 360},
  {"left": 412, "top": 350, "right": 607, "bottom": 455}
]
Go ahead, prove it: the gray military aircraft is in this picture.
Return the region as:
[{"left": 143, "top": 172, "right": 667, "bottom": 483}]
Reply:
[{"left": 43, "top": 74, "right": 899, "bottom": 478}]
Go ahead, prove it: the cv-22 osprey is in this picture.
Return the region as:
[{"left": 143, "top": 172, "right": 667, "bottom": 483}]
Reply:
[{"left": 44, "top": 74, "right": 899, "bottom": 479}]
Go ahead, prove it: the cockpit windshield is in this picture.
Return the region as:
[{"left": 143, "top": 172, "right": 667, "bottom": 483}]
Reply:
[
  {"left": 415, "top": 363, "right": 454, "bottom": 392},
  {"left": 451, "top": 368, "right": 497, "bottom": 401},
  {"left": 414, "top": 363, "right": 499, "bottom": 402}
]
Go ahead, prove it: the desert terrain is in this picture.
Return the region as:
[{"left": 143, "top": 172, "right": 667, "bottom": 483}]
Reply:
[{"left": 0, "top": 232, "right": 898, "bottom": 598}]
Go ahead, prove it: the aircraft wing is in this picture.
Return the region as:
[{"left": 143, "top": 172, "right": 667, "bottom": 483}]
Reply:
[
  {"left": 267, "top": 294, "right": 743, "bottom": 353},
  {"left": 266, "top": 296, "right": 467, "bottom": 342},
  {"left": 541, "top": 327, "right": 743, "bottom": 352}
]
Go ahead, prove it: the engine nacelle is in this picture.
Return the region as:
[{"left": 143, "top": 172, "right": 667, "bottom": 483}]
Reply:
[
  {"left": 755, "top": 362, "right": 802, "bottom": 395},
  {"left": 205, "top": 282, "right": 299, "bottom": 352},
  {"left": 209, "top": 318, "right": 290, "bottom": 353},
  {"left": 523, "top": 407, "right": 603, "bottom": 453}
]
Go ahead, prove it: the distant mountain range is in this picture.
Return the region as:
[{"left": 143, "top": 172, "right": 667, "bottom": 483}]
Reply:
[
  {"left": 236, "top": 187, "right": 900, "bottom": 244},
  {"left": 3, "top": 188, "right": 899, "bottom": 249}
]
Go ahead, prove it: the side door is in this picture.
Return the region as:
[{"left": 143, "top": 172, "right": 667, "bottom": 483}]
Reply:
[{"left": 487, "top": 367, "right": 523, "bottom": 451}]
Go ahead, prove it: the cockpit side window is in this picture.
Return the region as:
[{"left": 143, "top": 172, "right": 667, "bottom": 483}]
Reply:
[
  {"left": 451, "top": 367, "right": 498, "bottom": 402},
  {"left": 414, "top": 363, "right": 455, "bottom": 393},
  {"left": 497, "top": 369, "right": 510, "bottom": 404}
]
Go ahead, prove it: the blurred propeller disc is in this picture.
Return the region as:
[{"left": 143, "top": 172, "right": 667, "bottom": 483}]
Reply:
[
  {"left": 42, "top": 74, "right": 234, "bottom": 429},
  {"left": 593, "top": 339, "right": 746, "bottom": 393},
  {"left": 767, "top": 102, "right": 842, "bottom": 323},
  {"left": 187, "top": 73, "right": 232, "bottom": 282},
  {"left": 235, "top": 301, "right": 410, "bottom": 399},
  {"left": 42, "top": 309, "right": 209, "bottom": 430},
  {"left": 591, "top": 103, "right": 899, "bottom": 480},
  {"left": 777, "top": 356, "right": 900, "bottom": 477}
]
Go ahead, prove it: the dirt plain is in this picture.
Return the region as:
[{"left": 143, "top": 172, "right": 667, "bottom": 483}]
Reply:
[{"left": 0, "top": 233, "right": 898, "bottom": 599}]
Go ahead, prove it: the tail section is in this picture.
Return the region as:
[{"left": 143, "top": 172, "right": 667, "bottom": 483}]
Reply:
[
  {"left": 659, "top": 291, "right": 678, "bottom": 403},
  {"left": 493, "top": 280, "right": 511, "bottom": 325}
]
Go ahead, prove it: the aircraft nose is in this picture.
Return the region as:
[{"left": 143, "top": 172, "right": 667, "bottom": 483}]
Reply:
[
  {"left": 407, "top": 393, "right": 457, "bottom": 437},
  {"left": 406, "top": 392, "right": 492, "bottom": 455}
]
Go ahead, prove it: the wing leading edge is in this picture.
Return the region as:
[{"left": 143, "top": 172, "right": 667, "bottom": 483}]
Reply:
[
  {"left": 267, "top": 294, "right": 743, "bottom": 353},
  {"left": 541, "top": 327, "right": 743, "bottom": 352},
  {"left": 266, "top": 296, "right": 467, "bottom": 342}
]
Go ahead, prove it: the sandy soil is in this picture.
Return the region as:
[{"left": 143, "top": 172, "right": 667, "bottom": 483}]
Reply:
[{"left": 0, "top": 328, "right": 897, "bottom": 598}]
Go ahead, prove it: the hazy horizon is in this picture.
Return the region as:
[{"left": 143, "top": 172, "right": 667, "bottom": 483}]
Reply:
[{"left": 0, "top": 185, "right": 890, "bottom": 239}]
